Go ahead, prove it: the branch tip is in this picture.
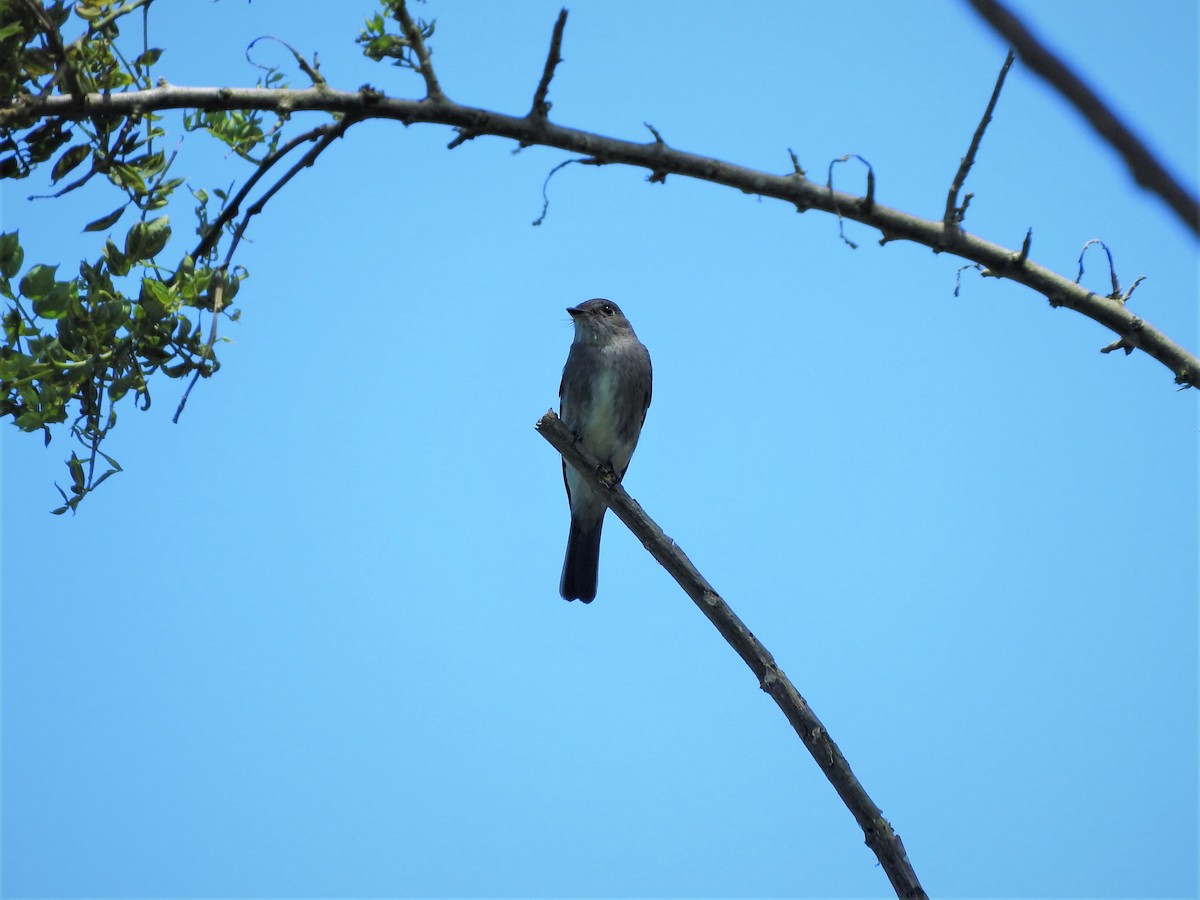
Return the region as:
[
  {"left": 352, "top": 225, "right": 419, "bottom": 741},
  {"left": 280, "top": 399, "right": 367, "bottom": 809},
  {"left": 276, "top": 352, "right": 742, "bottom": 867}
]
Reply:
[
  {"left": 530, "top": 8, "right": 568, "bottom": 122},
  {"left": 945, "top": 49, "right": 1014, "bottom": 230}
]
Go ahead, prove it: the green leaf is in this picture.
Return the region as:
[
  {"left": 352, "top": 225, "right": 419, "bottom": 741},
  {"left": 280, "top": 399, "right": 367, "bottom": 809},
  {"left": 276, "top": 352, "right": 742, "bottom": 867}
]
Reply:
[
  {"left": 133, "top": 48, "right": 164, "bottom": 68},
  {"left": 108, "top": 163, "right": 147, "bottom": 194},
  {"left": 68, "top": 452, "right": 85, "bottom": 493},
  {"left": 0, "top": 231, "right": 23, "bottom": 279},
  {"left": 138, "top": 277, "right": 177, "bottom": 317},
  {"left": 32, "top": 282, "right": 73, "bottom": 319},
  {"left": 16, "top": 410, "right": 44, "bottom": 431},
  {"left": 84, "top": 204, "right": 126, "bottom": 232},
  {"left": 83, "top": 205, "right": 126, "bottom": 233},
  {"left": 124, "top": 216, "right": 171, "bottom": 261},
  {"left": 51, "top": 144, "right": 91, "bottom": 183},
  {"left": 19, "top": 264, "right": 58, "bottom": 300},
  {"left": 103, "top": 240, "right": 131, "bottom": 277}
]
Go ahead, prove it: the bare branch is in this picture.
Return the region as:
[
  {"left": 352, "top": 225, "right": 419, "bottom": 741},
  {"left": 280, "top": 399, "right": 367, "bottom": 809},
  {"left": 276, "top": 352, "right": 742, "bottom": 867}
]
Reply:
[
  {"left": 246, "top": 36, "right": 327, "bottom": 88},
  {"left": 966, "top": 0, "right": 1199, "bottom": 237},
  {"left": 535, "top": 410, "right": 928, "bottom": 899},
  {"left": 5, "top": 85, "right": 1196, "bottom": 388},
  {"left": 945, "top": 50, "right": 1015, "bottom": 231},
  {"left": 530, "top": 9, "right": 568, "bottom": 122}
]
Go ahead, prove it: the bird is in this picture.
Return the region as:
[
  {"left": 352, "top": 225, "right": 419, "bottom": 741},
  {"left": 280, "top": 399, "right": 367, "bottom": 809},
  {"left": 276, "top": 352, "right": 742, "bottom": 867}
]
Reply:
[{"left": 558, "top": 299, "right": 653, "bottom": 602}]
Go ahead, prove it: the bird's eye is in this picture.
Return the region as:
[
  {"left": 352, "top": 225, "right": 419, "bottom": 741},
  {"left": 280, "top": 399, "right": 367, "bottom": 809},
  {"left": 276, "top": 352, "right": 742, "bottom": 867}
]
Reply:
[{"left": 601, "top": 304, "right": 615, "bottom": 316}]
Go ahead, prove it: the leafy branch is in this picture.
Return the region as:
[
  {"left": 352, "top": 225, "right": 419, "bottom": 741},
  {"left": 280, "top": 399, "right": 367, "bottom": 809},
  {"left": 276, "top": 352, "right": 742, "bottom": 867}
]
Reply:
[{"left": 1, "top": 0, "right": 346, "bottom": 509}]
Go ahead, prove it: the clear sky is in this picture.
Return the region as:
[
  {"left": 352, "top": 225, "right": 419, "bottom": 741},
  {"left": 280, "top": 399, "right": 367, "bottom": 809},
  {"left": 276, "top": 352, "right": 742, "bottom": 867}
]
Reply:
[{"left": 2, "top": 1, "right": 1197, "bottom": 897}]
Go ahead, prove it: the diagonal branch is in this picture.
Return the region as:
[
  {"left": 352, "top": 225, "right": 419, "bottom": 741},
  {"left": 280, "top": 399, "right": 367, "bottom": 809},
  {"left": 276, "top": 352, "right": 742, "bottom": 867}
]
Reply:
[
  {"left": 535, "top": 410, "right": 928, "bottom": 899},
  {"left": 966, "top": 0, "right": 1199, "bottom": 237},
  {"left": 192, "top": 119, "right": 350, "bottom": 261},
  {"left": 5, "top": 85, "right": 1196, "bottom": 388},
  {"left": 530, "top": 8, "right": 568, "bottom": 122},
  {"left": 945, "top": 49, "right": 1015, "bottom": 231}
]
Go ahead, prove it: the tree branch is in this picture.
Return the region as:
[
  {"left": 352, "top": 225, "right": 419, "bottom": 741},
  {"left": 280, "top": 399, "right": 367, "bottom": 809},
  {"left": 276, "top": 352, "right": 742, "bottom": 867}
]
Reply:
[
  {"left": 530, "top": 8, "right": 568, "bottom": 122},
  {"left": 535, "top": 410, "right": 927, "bottom": 899},
  {"left": 192, "top": 121, "right": 343, "bottom": 260},
  {"left": 966, "top": 0, "right": 1199, "bottom": 237},
  {"left": 217, "top": 115, "right": 355, "bottom": 267},
  {"left": 4, "top": 84, "right": 1195, "bottom": 388},
  {"left": 945, "top": 50, "right": 1015, "bottom": 231},
  {"left": 392, "top": 1, "right": 444, "bottom": 102}
]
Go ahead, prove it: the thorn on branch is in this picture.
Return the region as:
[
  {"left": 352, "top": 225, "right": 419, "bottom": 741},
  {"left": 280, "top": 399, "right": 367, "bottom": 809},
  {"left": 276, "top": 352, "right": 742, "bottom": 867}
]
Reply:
[
  {"left": 787, "top": 147, "right": 807, "bottom": 178},
  {"left": 1099, "top": 337, "right": 1135, "bottom": 356},
  {"left": 1100, "top": 316, "right": 1145, "bottom": 357},
  {"left": 945, "top": 49, "right": 1015, "bottom": 231},
  {"left": 1016, "top": 227, "right": 1032, "bottom": 266},
  {"left": 529, "top": 9, "right": 568, "bottom": 123},
  {"left": 786, "top": 148, "right": 811, "bottom": 212},
  {"left": 447, "top": 128, "right": 477, "bottom": 149},
  {"left": 644, "top": 123, "right": 668, "bottom": 183}
]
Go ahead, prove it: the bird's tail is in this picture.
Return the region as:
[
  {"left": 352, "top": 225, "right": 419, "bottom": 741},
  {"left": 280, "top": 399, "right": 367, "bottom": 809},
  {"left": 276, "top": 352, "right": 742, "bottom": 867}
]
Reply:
[{"left": 559, "top": 515, "right": 604, "bottom": 603}]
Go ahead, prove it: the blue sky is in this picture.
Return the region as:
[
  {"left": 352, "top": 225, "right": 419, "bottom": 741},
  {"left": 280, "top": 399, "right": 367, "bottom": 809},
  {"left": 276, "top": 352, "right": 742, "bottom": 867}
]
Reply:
[{"left": 2, "top": 1, "right": 1196, "bottom": 897}]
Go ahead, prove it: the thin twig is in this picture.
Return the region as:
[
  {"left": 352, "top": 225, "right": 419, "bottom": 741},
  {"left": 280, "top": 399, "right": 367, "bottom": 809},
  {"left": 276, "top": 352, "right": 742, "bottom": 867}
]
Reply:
[
  {"left": 945, "top": 50, "right": 1015, "bottom": 231},
  {"left": 530, "top": 8, "right": 568, "bottom": 122},
  {"left": 192, "top": 121, "right": 344, "bottom": 260},
  {"left": 535, "top": 410, "right": 928, "bottom": 899},
  {"left": 532, "top": 156, "right": 602, "bottom": 226},
  {"left": 966, "top": 0, "right": 1199, "bottom": 236},
  {"left": 827, "top": 154, "right": 875, "bottom": 248},
  {"left": 173, "top": 272, "right": 224, "bottom": 423},
  {"left": 1075, "top": 239, "right": 1120, "bottom": 296},
  {"left": 246, "top": 36, "right": 327, "bottom": 88},
  {"left": 220, "top": 116, "right": 354, "bottom": 267}
]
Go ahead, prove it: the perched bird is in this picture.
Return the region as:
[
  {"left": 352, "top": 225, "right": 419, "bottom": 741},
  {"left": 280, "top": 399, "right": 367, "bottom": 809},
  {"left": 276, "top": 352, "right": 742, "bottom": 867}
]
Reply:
[{"left": 558, "top": 299, "right": 653, "bottom": 602}]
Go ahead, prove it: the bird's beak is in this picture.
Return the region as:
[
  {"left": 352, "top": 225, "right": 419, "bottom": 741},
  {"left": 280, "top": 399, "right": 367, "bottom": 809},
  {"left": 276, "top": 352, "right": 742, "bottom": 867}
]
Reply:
[{"left": 566, "top": 306, "right": 583, "bottom": 318}]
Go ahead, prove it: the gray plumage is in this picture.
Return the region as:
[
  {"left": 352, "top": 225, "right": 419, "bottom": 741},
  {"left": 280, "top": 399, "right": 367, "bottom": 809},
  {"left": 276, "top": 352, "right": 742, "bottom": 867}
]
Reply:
[{"left": 558, "top": 299, "right": 653, "bottom": 603}]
